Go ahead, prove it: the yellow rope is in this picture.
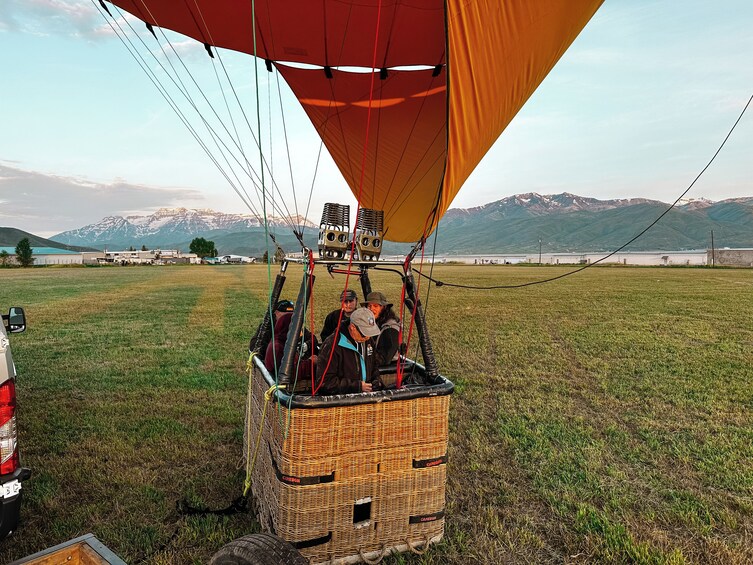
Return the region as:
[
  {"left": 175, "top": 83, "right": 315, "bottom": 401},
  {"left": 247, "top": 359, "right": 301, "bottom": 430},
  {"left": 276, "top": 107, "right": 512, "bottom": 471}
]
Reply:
[
  {"left": 242, "top": 352, "right": 257, "bottom": 481},
  {"left": 243, "top": 378, "right": 285, "bottom": 497},
  {"left": 245, "top": 351, "right": 257, "bottom": 375}
]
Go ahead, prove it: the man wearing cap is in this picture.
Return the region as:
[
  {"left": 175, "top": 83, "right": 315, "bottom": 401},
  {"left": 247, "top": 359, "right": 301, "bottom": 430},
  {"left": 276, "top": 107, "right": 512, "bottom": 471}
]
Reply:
[
  {"left": 273, "top": 299, "right": 295, "bottom": 321},
  {"left": 320, "top": 289, "right": 358, "bottom": 342},
  {"left": 316, "top": 307, "right": 382, "bottom": 395}
]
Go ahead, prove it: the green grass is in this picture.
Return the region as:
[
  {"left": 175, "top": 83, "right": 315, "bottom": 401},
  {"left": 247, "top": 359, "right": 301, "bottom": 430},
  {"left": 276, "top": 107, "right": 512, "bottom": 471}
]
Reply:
[{"left": 0, "top": 264, "right": 751, "bottom": 564}]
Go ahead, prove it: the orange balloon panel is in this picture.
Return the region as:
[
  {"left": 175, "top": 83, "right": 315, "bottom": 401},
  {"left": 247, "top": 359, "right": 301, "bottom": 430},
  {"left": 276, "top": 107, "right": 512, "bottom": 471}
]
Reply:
[{"left": 278, "top": 66, "right": 448, "bottom": 242}]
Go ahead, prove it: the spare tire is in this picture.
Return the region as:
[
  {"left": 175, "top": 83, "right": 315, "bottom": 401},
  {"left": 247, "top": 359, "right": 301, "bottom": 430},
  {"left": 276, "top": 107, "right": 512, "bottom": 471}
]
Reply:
[{"left": 210, "top": 533, "right": 308, "bottom": 565}]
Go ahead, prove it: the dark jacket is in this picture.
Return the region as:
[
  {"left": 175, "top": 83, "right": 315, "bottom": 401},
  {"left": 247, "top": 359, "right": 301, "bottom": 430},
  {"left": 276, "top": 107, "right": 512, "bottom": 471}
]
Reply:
[
  {"left": 375, "top": 316, "right": 401, "bottom": 366},
  {"left": 264, "top": 313, "right": 316, "bottom": 382},
  {"left": 316, "top": 322, "right": 381, "bottom": 395},
  {"left": 320, "top": 309, "right": 349, "bottom": 342}
]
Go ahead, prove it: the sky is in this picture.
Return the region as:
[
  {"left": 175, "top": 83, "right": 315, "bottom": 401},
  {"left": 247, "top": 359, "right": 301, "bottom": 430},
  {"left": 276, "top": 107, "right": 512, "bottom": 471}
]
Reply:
[{"left": 1, "top": 0, "right": 752, "bottom": 237}]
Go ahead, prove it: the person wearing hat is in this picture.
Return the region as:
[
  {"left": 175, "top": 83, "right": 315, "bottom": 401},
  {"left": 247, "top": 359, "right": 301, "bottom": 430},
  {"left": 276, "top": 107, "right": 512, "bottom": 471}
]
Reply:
[
  {"left": 264, "top": 312, "right": 318, "bottom": 385},
  {"left": 362, "top": 291, "right": 402, "bottom": 367},
  {"left": 273, "top": 299, "right": 295, "bottom": 321},
  {"left": 316, "top": 307, "right": 383, "bottom": 395},
  {"left": 320, "top": 288, "right": 358, "bottom": 342}
]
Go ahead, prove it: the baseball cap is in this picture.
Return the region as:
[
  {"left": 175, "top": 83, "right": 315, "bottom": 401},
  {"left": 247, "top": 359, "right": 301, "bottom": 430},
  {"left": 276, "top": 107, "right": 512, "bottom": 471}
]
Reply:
[
  {"left": 349, "top": 307, "right": 381, "bottom": 338},
  {"left": 274, "top": 300, "right": 294, "bottom": 313},
  {"left": 361, "top": 291, "right": 391, "bottom": 308},
  {"left": 340, "top": 289, "right": 358, "bottom": 302}
]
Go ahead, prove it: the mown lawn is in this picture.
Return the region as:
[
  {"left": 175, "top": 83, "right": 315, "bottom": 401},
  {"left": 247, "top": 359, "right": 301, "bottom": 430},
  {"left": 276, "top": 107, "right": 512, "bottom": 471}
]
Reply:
[{"left": 0, "top": 264, "right": 751, "bottom": 564}]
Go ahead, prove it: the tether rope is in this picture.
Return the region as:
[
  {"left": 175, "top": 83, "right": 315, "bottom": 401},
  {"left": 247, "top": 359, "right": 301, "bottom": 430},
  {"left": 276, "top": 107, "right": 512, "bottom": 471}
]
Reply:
[
  {"left": 414, "top": 91, "right": 753, "bottom": 290},
  {"left": 244, "top": 382, "right": 285, "bottom": 497}
]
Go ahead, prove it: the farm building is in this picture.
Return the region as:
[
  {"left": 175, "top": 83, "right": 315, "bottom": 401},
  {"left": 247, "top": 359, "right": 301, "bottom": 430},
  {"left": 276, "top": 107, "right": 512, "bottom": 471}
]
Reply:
[
  {"left": 532, "top": 251, "right": 709, "bottom": 266},
  {"left": 96, "top": 250, "right": 201, "bottom": 265}
]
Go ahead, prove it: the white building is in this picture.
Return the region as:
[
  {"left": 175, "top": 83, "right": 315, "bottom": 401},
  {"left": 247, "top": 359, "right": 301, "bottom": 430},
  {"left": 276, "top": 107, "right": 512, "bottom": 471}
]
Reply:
[{"left": 0, "top": 246, "right": 84, "bottom": 265}]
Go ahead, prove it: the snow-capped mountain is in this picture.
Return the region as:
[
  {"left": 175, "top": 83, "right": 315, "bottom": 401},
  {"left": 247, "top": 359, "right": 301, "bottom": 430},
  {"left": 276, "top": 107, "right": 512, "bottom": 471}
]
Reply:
[
  {"left": 51, "top": 208, "right": 315, "bottom": 249},
  {"left": 443, "top": 192, "right": 657, "bottom": 221}
]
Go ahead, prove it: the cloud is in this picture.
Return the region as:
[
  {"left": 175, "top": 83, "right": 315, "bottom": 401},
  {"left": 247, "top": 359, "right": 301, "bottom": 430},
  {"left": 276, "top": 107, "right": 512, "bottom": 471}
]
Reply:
[
  {"left": 0, "top": 0, "right": 119, "bottom": 38},
  {"left": 0, "top": 163, "right": 205, "bottom": 235}
]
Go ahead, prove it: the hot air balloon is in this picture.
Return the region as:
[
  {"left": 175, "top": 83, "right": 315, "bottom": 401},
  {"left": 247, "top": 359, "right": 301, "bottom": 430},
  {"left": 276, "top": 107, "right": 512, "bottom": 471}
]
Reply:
[{"left": 97, "top": 1, "right": 604, "bottom": 562}]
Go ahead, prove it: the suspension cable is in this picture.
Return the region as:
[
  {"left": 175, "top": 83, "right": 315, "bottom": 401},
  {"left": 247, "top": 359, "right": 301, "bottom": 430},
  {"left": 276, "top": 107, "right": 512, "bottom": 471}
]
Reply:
[
  {"left": 114, "top": 1, "right": 300, "bottom": 230},
  {"left": 91, "top": 0, "right": 268, "bottom": 223}
]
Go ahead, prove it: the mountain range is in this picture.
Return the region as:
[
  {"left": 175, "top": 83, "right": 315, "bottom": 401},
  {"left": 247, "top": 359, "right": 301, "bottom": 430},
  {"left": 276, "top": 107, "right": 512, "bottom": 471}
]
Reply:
[
  {"left": 35, "top": 193, "right": 753, "bottom": 255},
  {"left": 433, "top": 193, "right": 753, "bottom": 253}
]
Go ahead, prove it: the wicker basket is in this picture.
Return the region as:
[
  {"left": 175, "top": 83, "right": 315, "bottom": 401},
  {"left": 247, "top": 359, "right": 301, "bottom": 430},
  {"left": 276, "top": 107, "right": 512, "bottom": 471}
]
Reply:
[{"left": 247, "top": 357, "right": 453, "bottom": 564}]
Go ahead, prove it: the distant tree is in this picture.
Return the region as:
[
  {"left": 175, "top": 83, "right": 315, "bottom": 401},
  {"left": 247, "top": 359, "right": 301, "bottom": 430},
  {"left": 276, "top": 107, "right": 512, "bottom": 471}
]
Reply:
[
  {"left": 0, "top": 250, "right": 10, "bottom": 267},
  {"left": 141, "top": 244, "right": 148, "bottom": 251},
  {"left": 15, "top": 238, "right": 34, "bottom": 267},
  {"left": 128, "top": 246, "right": 135, "bottom": 251},
  {"left": 261, "top": 248, "right": 284, "bottom": 264},
  {"left": 190, "top": 237, "right": 217, "bottom": 258}
]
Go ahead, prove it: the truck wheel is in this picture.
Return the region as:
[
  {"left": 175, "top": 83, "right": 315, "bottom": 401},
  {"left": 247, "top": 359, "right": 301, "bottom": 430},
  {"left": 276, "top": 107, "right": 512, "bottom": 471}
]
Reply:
[{"left": 210, "top": 533, "right": 307, "bottom": 565}]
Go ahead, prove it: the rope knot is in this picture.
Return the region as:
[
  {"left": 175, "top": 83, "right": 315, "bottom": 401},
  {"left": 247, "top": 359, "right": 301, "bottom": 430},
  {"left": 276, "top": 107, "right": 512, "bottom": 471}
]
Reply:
[{"left": 264, "top": 384, "right": 285, "bottom": 401}]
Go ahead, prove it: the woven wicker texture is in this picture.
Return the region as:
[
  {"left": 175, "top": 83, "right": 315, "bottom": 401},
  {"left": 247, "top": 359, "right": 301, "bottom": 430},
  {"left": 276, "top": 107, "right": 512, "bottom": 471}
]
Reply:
[{"left": 248, "top": 365, "right": 450, "bottom": 563}]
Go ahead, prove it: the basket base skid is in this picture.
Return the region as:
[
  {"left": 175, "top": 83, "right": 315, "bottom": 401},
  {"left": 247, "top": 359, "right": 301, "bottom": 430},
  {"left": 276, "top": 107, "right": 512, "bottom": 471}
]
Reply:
[{"left": 315, "top": 533, "right": 443, "bottom": 564}]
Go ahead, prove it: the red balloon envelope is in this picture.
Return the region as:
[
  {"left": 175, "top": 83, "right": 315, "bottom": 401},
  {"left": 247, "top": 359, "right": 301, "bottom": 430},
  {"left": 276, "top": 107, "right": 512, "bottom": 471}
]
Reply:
[{"left": 107, "top": 0, "right": 604, "bottom": 242}]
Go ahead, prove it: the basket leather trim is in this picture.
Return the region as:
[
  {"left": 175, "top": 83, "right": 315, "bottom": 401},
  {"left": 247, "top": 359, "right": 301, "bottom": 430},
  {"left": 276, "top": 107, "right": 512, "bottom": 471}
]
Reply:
[
  {"left": 412, "top": 454, "right": 448, "bottom": 468},
  {"left": 291, "top": 532, "right": 332, "bottom": 549},
  {"left": 409, "top": 510, "right": 445, "bottom": 524},
  {"left": 269, "top": 444, "right": 335, "bottom": 486}
]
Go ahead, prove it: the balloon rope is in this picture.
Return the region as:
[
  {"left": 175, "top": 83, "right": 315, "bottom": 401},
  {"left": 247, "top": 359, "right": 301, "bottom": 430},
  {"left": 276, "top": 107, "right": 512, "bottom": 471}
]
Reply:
[
  {"left": 249, "top": 0, "right": 277, "bottom": 397},
  {"left": 397, "top": 214, "right": 431, "bottom": 387},
  {"left": 314, "top": 0, "right": 384, "bottom": 395}
]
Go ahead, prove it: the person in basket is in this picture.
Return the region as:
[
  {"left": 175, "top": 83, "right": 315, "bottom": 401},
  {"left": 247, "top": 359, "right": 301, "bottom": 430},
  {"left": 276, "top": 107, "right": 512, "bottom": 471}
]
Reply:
[{"left": 316, "top": 307, "right": 384, "bottom": 395}]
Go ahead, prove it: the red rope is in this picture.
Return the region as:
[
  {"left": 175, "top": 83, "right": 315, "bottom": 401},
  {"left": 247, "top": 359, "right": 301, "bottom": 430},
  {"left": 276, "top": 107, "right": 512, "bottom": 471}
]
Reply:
[
  {"left": 313, "top": 0, "right": 384, "bottom": 395},
  {"left": 307, "top": 251, "right": 317, "bottom": 393}
]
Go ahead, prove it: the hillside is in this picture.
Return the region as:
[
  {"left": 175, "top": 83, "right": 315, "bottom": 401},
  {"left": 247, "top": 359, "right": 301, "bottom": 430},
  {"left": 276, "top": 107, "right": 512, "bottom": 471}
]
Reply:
[{"left": 0, "top": 227, "right": 98, "bottom": 252}]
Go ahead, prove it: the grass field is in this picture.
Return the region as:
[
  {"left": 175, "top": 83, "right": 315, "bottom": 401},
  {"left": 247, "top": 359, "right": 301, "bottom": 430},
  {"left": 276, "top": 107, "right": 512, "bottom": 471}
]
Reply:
[{"left": 0, "top": 264, "right": 751, "bottom": 564}]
